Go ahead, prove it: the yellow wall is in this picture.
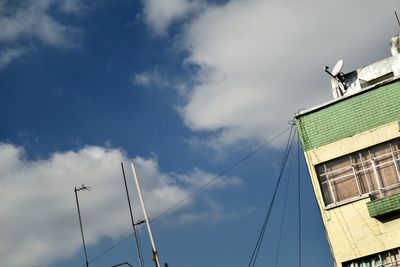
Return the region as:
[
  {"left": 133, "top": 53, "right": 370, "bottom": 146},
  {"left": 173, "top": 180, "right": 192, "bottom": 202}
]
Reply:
[{"left": 303, "top": 121, "right": 400, "bottom": 266}]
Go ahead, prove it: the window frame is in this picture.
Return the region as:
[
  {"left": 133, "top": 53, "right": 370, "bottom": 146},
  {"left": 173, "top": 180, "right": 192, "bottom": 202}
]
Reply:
[{"left": 315, "top": 138, "right": 400, "bottom": 209}]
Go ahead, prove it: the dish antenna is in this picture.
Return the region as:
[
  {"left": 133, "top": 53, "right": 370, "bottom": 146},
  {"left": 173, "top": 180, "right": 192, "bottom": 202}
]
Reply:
[
  {"left": 331, "top": 59, "right": 344, "bottom": 76},
  {"left": 325, "top": 59, "right": 344, "bottom": 78},
  {"left": 325, "top": 59, "right": 347, "bottom": 97}
]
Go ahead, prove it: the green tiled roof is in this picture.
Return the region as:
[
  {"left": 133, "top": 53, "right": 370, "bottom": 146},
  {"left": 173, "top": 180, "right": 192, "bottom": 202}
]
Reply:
[{"left": 296, "top": 80, "right": 400, "bottom": 151}]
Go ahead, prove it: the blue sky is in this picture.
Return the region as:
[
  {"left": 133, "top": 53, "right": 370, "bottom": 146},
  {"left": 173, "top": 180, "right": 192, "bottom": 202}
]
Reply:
[{"left": 0, "top": 1, "right": 399, "bottom": 267}]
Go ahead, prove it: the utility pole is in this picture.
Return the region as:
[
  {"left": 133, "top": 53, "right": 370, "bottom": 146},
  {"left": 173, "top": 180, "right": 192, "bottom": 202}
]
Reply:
[
  {"left": 121, "top": 162, "right": 145, "bottom": 267},
  {"left": 74, "top": 184, "right": 91, "bottom": 267},
  {"left": 130, "top": 162, "right": 162, "bottom": 267}
]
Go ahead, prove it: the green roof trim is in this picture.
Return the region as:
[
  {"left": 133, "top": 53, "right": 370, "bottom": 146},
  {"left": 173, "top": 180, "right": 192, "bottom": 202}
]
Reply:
[{"left": 296, "top": 80, "right": 400, "bottom": 151}]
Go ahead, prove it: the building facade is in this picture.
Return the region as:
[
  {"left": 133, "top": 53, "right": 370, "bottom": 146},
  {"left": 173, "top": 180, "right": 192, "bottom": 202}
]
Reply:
[{"left": 296, "top": 35, "right": 400, "bottom": 267}]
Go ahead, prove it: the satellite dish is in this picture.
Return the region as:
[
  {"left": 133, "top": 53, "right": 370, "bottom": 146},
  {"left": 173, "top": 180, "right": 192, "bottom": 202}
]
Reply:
[
  {"left": 324, "top": 59, "right": 347, "bottom": 98},
  {"left": 331, "top": 59, "right": 344, "bottom": 76}
]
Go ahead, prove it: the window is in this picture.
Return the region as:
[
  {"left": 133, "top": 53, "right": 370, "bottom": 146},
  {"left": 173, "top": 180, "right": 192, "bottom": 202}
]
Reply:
[
  {"left": 343, "top": 248, "right": 400, "bottom": 267},
  {"left": 316, "top": 139, "right": 400, "bottom": 207}
]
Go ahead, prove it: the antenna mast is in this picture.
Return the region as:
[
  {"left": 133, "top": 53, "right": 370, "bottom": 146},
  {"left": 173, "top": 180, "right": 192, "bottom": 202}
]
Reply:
[
  {"left": 121, "top": 162, "right": 145, "bottom": 267},
  {"left": 130, "top": 162, "right": 162, "bottom": 267},
  {"left": 395, "top": 11, "right": 400, "bottom": 28},
  {"left": 74, "top": 184, "right": 91, "bottom": 267}
]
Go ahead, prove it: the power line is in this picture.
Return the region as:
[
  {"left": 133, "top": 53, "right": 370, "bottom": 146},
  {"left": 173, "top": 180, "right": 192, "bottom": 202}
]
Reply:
[
  {"left": 152, "top": 125, "right": 293, "bottom": 223},
  {"left": 88, "top": 234, "right": 134, "bottom": 264},
  {"left": 273, "top": 144, "right": 294, "bottom": 267},
  {"left": 247, "top": 125, "right": 296, "bottom": 267},
  {"left": 297, "top": 133, "right": 302, "bottom": 267},
  {"left": 88, "top": 125, "right": 293, "bottom": 264}
]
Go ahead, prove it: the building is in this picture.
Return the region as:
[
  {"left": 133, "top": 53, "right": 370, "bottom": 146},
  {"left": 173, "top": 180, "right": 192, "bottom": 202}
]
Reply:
[{"left": 295, "top": 34, "right": 400, "bottom": 267}]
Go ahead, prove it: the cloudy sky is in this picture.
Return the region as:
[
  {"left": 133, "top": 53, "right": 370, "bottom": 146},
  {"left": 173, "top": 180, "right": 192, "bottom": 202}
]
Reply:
[{"left": 1, "top": 1, "right": 399, "bottom": 267}]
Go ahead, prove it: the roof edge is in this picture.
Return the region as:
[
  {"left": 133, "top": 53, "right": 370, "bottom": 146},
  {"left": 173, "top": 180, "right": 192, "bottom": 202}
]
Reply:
[{"left": 295, "top": 76, "right": 400, "bottom": 118}]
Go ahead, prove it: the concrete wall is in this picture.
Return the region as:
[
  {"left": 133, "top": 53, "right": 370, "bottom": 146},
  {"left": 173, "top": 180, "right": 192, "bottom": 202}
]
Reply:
[{"left": 302, "top": 122, "right": 400, "bottom": 266}]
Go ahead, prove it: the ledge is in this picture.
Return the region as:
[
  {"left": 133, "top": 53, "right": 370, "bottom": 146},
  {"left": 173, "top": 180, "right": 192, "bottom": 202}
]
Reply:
[{"left": 367, "top": 193, "right": 400, "bottom": 218}]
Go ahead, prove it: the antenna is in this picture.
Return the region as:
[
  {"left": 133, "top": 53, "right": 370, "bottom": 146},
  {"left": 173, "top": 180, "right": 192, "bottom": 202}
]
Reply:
[
  {"left": 331, "top": 59, "right": 343, "bottom": 76},
  {"left": 121, "top": 162, "right": 145, "bottom": 267},
  {"left": 324, "top": 59, "right": 343, "bottom": 78},
  {"left": 74, "top": 184, "right": 91, "bottom": 267},
  {"left": 131, "top": 162, "right": 162, "bottom": 267},
  {"left": 395, "top": 11, "right": 400, "bottom": 29},
  {"left": 325, "top": 59, "right": 347, "bottom": 97}
]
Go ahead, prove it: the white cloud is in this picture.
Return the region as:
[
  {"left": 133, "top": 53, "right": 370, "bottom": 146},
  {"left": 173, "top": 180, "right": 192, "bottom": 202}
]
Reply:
[
  {"left": 133, "top": 68, "right": 168, "bottom": 88},
  {"left": 133, "top": 71, "right": 154, "bottom": 86},
  {"left": 173, "top": 197, "right": 240, "bottom": 225},
  {"left": 0, "top": 0, "right": 83, "bottom": 68},
  {"left": 173, "top": 167, "right": 241, "bottom": 188},
  {"left": 0, "top": 47, "right": 27, "bottom": 68},
  {"left": 0, "top": 143, "right": 238, "bottom": 267},
  {"left": 171, "top": 0, "right": 400, "bottom": 148},
  {"left": 141, "top": 0, "right": 203, "bottom": 35}
]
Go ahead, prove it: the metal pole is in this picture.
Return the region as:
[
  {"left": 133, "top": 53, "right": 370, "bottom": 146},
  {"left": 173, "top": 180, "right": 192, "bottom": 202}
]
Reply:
[
  {"left": 75, "top": 187, "right": 89, "bottom": 267},
  {"left": 121, "top": 162, "right": 145, "bottom": 267},
  {"left": 131, "top": 162, "right": 161, "bottom": 267}
]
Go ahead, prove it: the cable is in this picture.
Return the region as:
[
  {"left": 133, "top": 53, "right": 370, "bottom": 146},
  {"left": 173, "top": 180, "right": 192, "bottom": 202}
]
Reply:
[
  {"left": 273, "top": 148, "right": 294, "bottom": 267},
  {"left": 297, "top": 133, "right": 302, "bottom": 267},
  {"left": 252, "top": 127, "right": 295, "bottom": 267},
  {"left": 247, "top": 125, "right": 296, "bottom": 267},
  {"left": 88, "top": 234, "right": 133, "bottom": 264},
  {"left": 151, "top": 125, "right": 293, "bottom": 223},
  {"left": 248, "top": 127, "right": 295, "bottom": 267},
  {"left": 88, "top": 125, "right": 293, "bottom": 264},
  {"left": 111, "top": 262, "right": 134, "bottom": 267}
]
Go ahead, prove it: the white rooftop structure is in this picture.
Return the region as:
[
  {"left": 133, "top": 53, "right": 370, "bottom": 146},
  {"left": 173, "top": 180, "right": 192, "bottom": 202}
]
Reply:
[{"left": 331, "top": 34, "right": 400, "bottom": 99}]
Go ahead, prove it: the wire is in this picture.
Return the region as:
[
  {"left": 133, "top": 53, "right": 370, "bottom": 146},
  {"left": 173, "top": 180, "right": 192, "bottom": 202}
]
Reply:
[
  {"left": 248, "top": 127, "right": 295, "bottom": 267},
  {"left": 88, "top": 125, "right": 293, "bottom": 264},
  {"left": 151, "top": 125, "right": 293, "bottom": 223},
  {"left": 273, "top": 147, "right": 294, "bottom": 267},
  {"left": 247, "top": 125, "right": 296, "bottom": 267},
  {"left": 88, "top": 234, "right": 133, "bottom": 264},
  {"left": 297, "top": 134, "right": 302, "bottom": 267},
  {"left": 111, "top": 262, "right": 134, "bottom": 267}
]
